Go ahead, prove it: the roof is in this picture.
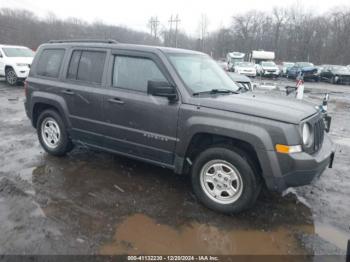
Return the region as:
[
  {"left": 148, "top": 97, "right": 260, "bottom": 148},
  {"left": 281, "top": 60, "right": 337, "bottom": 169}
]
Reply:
[
  {"left": 251, "top": 50, "right": 275, "bottom": 60},
  {"left": 227, "top": 52, "right": 245, "bottom": 58},
  {"left": 41, "top": 40, "right": 205, "bottom": 55}
]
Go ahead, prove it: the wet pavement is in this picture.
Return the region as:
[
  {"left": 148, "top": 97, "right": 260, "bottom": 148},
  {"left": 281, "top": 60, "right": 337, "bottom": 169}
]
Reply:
[{"left": 0, "top": 79, "right": 349, "bottom": 257}]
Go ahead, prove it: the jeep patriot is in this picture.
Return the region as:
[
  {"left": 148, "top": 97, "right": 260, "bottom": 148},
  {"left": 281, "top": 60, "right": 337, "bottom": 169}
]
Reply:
[{"left": 24, "top": 40, "right": 335, "bottom": 213}]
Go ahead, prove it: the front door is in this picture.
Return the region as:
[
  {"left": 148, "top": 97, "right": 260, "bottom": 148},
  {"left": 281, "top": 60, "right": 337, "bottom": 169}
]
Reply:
[{"left": 102, "top": 52, "right": 180, "bottom": 166}]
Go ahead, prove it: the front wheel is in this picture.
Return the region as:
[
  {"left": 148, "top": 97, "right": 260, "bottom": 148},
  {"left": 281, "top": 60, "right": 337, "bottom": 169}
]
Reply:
[
  {"left": 5, "top": 68, "right": 18, "bottom": 86},
  {"left": 191, "top": 147, "right": 262, "bottom": 214}
]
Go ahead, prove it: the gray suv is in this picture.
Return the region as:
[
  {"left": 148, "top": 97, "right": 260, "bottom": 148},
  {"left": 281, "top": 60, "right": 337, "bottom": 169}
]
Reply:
[{"left": 24, "top": 40, "right": 335, "bottom": 213}]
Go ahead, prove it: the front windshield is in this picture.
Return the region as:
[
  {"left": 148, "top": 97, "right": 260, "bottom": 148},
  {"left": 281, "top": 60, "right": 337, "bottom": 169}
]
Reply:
[
  {"left": 238, "top": 62, "right": 254, "bottom": 67},
  {"left": 168, "top": 53, "right": 239, "bottom": 93},
  {"left": 2, "top": 47, "right": 34, "bottom": 57},
  {"left": 231, "top": 58, "right": 243, "bottom": 64},
  {"left": 261, "top": 61, "right": 276, "bottom": 67}
]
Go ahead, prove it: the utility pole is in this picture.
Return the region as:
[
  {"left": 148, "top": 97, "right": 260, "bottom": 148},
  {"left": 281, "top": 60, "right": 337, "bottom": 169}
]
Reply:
[
  {"left": 174, "top": 14, "right": 180, "bottom": 48},
  {"left": 148, "top": 16, "right": 160, "bottom": 39},
  {"left": 168, "top": 15, "right": 173, "bottom": 47},
  {"left": 168, "top": 14, "right": 180, "bottom": 47}
]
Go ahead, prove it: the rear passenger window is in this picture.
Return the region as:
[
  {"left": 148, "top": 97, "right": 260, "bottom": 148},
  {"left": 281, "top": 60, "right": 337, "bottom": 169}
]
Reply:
[
  {"left": 67, "top": 50, "right": 106, "bottom": 84},
  {"left": 37, "top": 49, "right": 65, "bottom": 78},
  {"left": 113, "top": 56, "right": 167, "bottom": 92}
]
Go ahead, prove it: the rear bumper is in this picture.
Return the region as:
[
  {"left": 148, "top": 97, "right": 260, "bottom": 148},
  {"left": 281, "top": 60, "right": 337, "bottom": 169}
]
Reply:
[{"left": 260, "top": 134, "right": 335, "bottom": 192}]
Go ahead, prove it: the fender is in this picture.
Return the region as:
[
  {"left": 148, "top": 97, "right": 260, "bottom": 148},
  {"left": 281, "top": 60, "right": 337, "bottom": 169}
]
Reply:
[
  {"left": 30, "top": 91, "right": 72, "bottom": 129},
  {"left": 174, "top": 109, "right": 289, "bottom": 187}
]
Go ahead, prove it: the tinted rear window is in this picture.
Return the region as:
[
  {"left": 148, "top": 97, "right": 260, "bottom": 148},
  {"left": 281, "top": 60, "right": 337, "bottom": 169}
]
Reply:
[
  {"left": 36, "top": 49, "right": 65, "bottom": 78},
  {"left": 67, "top": 50, "right": 106, "bottom": 84}
]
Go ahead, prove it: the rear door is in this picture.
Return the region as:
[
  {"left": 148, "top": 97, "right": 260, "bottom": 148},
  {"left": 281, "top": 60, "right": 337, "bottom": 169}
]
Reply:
[
  {"left": 102, "top": 51, "right": 180, "bottom": 166},
  {"left": 60, "top": 48, "right": 109, "bottom": 145}
]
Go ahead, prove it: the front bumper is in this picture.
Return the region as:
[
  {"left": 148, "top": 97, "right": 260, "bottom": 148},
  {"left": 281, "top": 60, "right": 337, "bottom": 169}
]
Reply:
[
  {"left": 261, "top": 134, "right": 335, "bottom": 192},
  {"left": 240, "top": 71, "right": 257, "bottom": 77},
  {"left": 14, "top": 66, "right": 30, "bottom": 79},
  {"left": 262, "top": 71, "right": 279, "bottom": 76}
]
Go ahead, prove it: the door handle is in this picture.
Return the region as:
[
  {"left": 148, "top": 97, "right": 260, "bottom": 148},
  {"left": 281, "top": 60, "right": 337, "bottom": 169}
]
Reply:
[
  {"left": 108, "top": 98, "right": 124, "bottom": 104},
  {"left": 62, "top": 89, "right": 75, "bottom": 95}
]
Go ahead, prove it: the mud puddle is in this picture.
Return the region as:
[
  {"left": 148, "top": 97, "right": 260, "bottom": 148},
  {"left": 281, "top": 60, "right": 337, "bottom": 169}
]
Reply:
[{"left": 100, "top": 213, "right": 314, "bottom": 255}]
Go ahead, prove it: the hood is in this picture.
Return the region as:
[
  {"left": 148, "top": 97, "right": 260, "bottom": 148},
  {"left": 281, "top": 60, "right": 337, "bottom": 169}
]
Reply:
[
  {"left": 236, "top": 66, "right": 256, "bottom": 71},
  {"left": 262, "top": 66, "right": 278, "bottom": 70},
  {"left": 188, "top": 92, "right": 318, "bottom": 124},
  {"left": 7, "top": 57, "right": 33, "bottom": 65}
]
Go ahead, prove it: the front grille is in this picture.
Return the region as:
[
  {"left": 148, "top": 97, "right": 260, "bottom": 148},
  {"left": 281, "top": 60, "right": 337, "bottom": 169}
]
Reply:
[{"left": 313, "top": 118, "right": 325, "bottom": 153}]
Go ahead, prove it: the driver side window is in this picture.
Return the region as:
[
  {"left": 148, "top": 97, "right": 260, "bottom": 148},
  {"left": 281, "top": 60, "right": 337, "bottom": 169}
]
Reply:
[{"left": 113, "top": 56, "right": 167, "bottom": 92}]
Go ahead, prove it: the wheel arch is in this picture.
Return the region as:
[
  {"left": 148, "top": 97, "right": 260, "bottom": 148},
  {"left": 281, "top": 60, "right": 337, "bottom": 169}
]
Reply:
[
  {"left": 180, "top": 132, "right": 263, "bottom": 178},
  {"left": 30, "top": 93, "right": 71, "bottom": 129}
]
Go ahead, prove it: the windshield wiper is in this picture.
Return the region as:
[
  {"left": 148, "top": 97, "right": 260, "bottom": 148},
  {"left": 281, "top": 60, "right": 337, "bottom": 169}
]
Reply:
[{"left": 193, "top": 89, "right": 238, "bottom": 96}]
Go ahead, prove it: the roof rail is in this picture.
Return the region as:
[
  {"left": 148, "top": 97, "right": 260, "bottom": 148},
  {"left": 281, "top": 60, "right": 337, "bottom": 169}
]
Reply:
[{"left": 48, "top": 39, "right": 118, "bottom": 44}]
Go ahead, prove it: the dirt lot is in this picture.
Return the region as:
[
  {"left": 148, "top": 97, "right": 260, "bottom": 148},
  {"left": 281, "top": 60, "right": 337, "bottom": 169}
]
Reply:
[{"left": 0, "top": 78, "right": 349, "bottom": 257}]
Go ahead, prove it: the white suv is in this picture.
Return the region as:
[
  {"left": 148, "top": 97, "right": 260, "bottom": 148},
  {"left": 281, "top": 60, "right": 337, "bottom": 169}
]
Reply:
[{"left": 0, "top": 45, "right": 34, "bottom": 85}]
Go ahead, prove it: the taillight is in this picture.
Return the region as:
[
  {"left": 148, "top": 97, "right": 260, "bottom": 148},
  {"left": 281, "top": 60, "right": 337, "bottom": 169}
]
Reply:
[{"left": 24, "top": 80, "right": 28, "bottom": 97}]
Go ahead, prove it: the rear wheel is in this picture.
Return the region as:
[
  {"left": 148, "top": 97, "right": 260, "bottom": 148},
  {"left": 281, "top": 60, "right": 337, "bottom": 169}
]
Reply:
[
  {"left": 37, "top": 109, "right": 73, "bottom": 156},
  {"left": 191, "top": 146, "right": 262, "bottom": 214},
  {"left": 5, "top": 68, "right": 18, "bottom": 86}
]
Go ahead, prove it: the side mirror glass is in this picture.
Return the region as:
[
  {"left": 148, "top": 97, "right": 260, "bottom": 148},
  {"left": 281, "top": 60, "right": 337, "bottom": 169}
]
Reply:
[{"left": 147, "top": 80, "right": 177, "bottom": 100}]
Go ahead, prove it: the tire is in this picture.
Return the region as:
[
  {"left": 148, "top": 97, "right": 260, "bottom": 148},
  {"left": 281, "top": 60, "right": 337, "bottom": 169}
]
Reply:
[
  {"left": 191, "top": 146, "right": 262, "bottom": 214},
  {"left": 5, "top": 67, "right": 18, "bottom": 86},
  {"left": 37, "top": 109, "right": 73, "bottom": 156}
]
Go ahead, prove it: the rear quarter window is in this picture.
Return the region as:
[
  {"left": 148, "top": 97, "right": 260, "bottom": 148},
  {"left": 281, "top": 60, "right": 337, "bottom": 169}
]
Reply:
[{"left": 36, "top": 49, "right": 65, "bottom": 78}]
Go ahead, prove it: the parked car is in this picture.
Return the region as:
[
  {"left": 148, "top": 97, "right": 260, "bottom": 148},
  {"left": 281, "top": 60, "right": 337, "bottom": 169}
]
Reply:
[
  {"left": 280, "top": 62, "right": 294, "bottom": 76},
  {"left": 0, "top": 45, "right": 34, "bottom": 85},
  {"left": 234, "top": 62, "right": 257, "bottom": 77},
  {"left": 257, "top": 61, "right": 280, "bottom": 78},
  {"left": 25, "top": 40, "right": 335, "bottom": 214},
  {"left": 227, "top": 72, "right": 253, "bottom": 91},
  {"left": 287, "top": 62, "right": 319, "bottom": 81},
  {"left": 320, "top": 65, "right": 350, "bottom": 84}
]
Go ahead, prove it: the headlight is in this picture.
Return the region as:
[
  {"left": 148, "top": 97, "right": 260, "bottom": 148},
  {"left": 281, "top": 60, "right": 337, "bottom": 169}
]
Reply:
[
  {"left": 302, "top": 123, "right": 312, "bottom": 145},
  {"left": 16, "top": 63, "right": 28, "bottom": 67}
]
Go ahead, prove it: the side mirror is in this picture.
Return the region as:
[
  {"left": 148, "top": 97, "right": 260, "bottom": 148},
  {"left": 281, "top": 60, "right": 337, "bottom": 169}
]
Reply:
[{"left": 147, "top": 80, "right": 177, "bottom": 100}]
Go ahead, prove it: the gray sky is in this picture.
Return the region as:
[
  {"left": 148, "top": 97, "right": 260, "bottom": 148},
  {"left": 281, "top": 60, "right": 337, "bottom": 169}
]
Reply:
[{"left": 1, "top": 0, "right": 349, "bottom": 35}]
